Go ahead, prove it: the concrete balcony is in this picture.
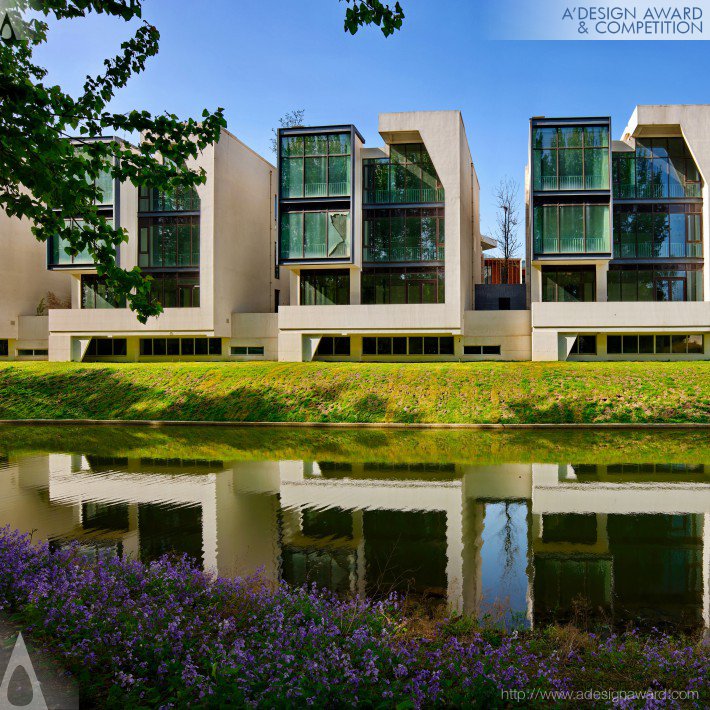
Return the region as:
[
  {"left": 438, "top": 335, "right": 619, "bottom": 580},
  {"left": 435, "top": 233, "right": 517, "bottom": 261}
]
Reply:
[
  {"left": 48, "top": 307, "right": 214, "bottom": 336},
  {"left": 532, "top": 301, "right": 710, "bottom": 331},
  {"left": 18, "top": 315, "right": 49, "bottom": 341},
  {"left": 277, "top": 303, "right": 457, "bottom": 334}
]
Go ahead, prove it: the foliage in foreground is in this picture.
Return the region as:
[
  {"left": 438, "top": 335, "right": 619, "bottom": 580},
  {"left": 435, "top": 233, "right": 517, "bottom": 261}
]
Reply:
[
  {"left": 0, "top": 361, "right": 708, "bottom": 424},
  {"left": 0, "top": 527, "right": 707, "bottom": 708}
]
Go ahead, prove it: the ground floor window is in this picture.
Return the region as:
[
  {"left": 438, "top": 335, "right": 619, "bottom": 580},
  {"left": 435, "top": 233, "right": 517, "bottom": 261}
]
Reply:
[
  {"left": 0, "top": 340, "right": 7, "bottom": 357},
  {"left": 140, "top": 337, "right": 221, "bottom": 356},
  {"left": 361, "top": 267, "right": 445, "bottom": 305},
  {"left": 464, "top": 345, "right": 501, "bottom": 355},
  {"left": 146, "top": 272, "right": 200, "bottom": 308},
  {"left": 607, "top": 334, "right": 703, "bottom": 355},
  {"left": 541, "top": 266, "right": 595, "bottom": 302},
  {"left": 362, "top": 336, "right": 453, "bottom": 356},
  {"left": 300, "top": 270, "right": 350, "bottom": 306},
  {"left": 315, "top": 337, "right": 351, "bottom": 356},
  {"left": 17, "top": 349, "right": 48, "bottom": 357},
  {"left": 569, "top": 335, "right": 597, "bottom": 355},
  {"left": 607, "top": 263, "right": 703, "bottom": 302},
  {"left": 231, "top": 346, "right": 265, "bottom": 356},
  {"left": 85, "top": 338, "right": 127, "bottom": 357},
  {"left": 81, "top": 275, "right": 126, "bottom": 309}
]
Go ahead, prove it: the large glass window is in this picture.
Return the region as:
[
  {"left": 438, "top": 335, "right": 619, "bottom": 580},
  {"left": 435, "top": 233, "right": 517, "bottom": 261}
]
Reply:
[
  {"left": 138, "top": 186, "right": 200, "bottom": 212},
  {"left": 148, "top": 272, "right": 200, "bottom": 308},
  {"left": 81, "top": 275, "right": 126, "bottom": 309},
  {"left": 533, "top": 204, "right": 610, "bottom": 254},
  {"left": 612, "top": 139, "right": 701, "bottom": 199},
  {"left": 363, "top": 208, "right": 444, "bottom": 262},
  {"left": 49, "top": 218, "right": 111, "bottom": 267},
  {"left": 613, "top": 204, "right": 702, "bottom": 259},
  {"left": 138, "top": 215, "right": 200, "bottom": 268},
  {"left": 361, "top": 267, "right": 445, "bottom": 305},
  {"left": 300, "top": 270, "right": 350, "bottom": 306},
  {"left": 532, "top": 125, "right": 609, "bottom": 191},
  {"left": 363, "top": 143, "right": 444, "bottom": 204},
  {"left": 608, "top": 264, "right": 703, "bottom": 302},
  {"left": 280, "top": 133, "right": 351, "bottom": 198},
  {"left": 541, "top": 266, "right": 596, "bottom": 302},
  {"left": 280, "top": 210, "right": 350, "bottom": 260}
]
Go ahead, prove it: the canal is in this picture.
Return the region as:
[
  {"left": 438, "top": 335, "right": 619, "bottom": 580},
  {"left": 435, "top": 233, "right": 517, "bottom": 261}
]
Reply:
[{"left": 0, "top": 425, "right": 708, "bottom": 632}]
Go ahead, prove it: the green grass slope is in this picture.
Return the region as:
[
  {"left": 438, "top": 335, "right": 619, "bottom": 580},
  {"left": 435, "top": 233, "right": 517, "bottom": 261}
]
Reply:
[{"left": 0, "top": 361, "right": 708, "bottom": 424}]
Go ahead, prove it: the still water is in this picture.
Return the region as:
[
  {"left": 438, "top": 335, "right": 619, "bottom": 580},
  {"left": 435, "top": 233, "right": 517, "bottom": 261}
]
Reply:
[{"left": 0, "top": 425, "right": 708, "bottom": 632}]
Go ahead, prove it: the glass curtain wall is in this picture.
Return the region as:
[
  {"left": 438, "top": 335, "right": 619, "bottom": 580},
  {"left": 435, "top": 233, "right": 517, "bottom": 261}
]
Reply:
[
  {"left": 81, "top": 275, "right": 126, "bottom": 309},
  {"left": 363, "top": 208, "right": 444, "bottom": 262},
  {"left": 533, "top": 204, "right": 610, "bottom": 254},
  {"left": 612, "top": 139, "right": 702, "bottom": 199},
  {"left": 608, "top": 264, "right": 703, "bottom": 302},
  {"left": 613, "top": 204, "right": 702, "bottom": 259},
  {"left": 541, "top": 266, "right": 596, "bottom": 302},
  {"left": 50, "top": 218, "right": 112, "bottom": 267},
  {"left": 300, "top": 270, "right": 350, "bottom": 306},
  {"left": 280, "top": 210, "right": 351, "bottom": 260},
  {"left": 138, "top": 186, "right": 201, "bottom": 308},
  {"left": 533, "top": 126, "right": 609, "bottom": 191},
  {"left": 363, "top": 143, "right": 444, "bottom": 204},
  {"left": 361, "top": 267, "right": 445, "bottom": 305},
  {"left": 281, "top": 133, "right": 351, "bottom": 199}
]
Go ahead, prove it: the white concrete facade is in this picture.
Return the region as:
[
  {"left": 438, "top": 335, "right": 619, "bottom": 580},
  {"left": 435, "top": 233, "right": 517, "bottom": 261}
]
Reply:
[{"left": 0, "top": 129, "right": 289, "bottom": 362}]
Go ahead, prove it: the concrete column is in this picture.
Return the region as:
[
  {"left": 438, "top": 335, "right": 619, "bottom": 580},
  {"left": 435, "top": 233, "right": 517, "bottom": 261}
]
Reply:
[
  {"left": 596, "top": 261, "right": 609, "bottom": 302},
  {"left": 349, "top": 266, "right": 361, "bottom": 305}
]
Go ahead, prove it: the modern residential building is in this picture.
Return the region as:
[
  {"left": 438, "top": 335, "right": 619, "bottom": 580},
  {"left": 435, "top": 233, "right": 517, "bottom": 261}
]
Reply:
[
  {"left": 527, "top": 105, "right": 710, "bottom": 360},
  {"left": 1, "top": 105, "right": 709, "bottom": 363},
  {"left": 275, "top": 110, "right": 531, "bottom": 361},
  {"left": 0, "top": 128, "right": 289, "bottom": 362}
]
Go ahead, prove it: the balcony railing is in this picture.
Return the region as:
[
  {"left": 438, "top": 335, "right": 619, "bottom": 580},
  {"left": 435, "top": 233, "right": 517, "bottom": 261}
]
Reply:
[
  {"left": 363, "top": 187, "right": 445, "bottom": 204},
  {"left": 534, "top": 234, "right": 610, "bottom": 255},
  {"left": 303, "top": 181, "right": 350, "bottom": 198},
  {"left": 281, "top": 241, "right": 351, "bottom": 260},
  {"left": 363, "top": 246, "right": 445, "bottom": 262},
  {"left": 613, "top": 241, "right": 703, "bottom": 259},
  {"left": 536, "top": 175, "right": 608, "bottom": 191},
  {"left": 614, "top": 182, "right": 702, "bottom": 199}
]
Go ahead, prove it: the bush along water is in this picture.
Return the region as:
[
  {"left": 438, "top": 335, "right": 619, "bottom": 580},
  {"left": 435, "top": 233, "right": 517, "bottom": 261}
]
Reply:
[{"left": 0, "top": 526, "right": 707, "bottom": 708}]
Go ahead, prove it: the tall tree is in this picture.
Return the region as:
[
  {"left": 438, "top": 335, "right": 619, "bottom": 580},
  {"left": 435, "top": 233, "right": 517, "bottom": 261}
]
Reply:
[
  {"left": 0, "top": 1, "right": 405, "bottom": 323},
  {"left": 493, "top": 177, "right": 521, "bottom": 285},
  {"left": 270, "top": 109, "right": 305, "bottom": 155}
]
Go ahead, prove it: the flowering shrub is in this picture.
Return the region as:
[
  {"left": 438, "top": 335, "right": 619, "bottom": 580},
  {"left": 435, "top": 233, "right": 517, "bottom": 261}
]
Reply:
[{"left": 0, "top": 526, "right": 707, "bottom": 708}]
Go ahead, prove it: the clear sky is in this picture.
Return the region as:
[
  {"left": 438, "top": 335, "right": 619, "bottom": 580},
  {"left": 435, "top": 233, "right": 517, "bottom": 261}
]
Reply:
[{"left": 34, "top": 0, "right": 710, "bottom": 242}]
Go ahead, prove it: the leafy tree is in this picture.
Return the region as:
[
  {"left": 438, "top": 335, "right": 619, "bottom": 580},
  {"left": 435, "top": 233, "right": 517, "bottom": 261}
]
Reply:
[
  {"left": 270, "top": 109, "right": 305, "bottom": 155},
  {"left": 0, "top": 1, "right": 404, "bottom": 323},
  {"left": 344, "top": 0, "right": 405, "bottom": 36}
]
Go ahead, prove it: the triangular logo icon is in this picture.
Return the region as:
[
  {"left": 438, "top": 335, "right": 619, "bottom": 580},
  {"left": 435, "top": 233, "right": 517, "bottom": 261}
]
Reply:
[
  {"left": 0, "top": 633, "right": 48, "bottom": 709},
  {"left": 1, "top": 12, "right": 18, "bottom": 43}
]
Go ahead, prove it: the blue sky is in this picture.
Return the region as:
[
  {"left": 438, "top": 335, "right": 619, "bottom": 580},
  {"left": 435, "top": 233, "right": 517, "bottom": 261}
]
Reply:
[{"left": 34, "top": 0, "right": 710, "bottom": 241}]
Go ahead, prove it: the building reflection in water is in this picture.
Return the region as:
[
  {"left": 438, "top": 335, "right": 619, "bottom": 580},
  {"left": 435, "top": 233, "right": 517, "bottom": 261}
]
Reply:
[{"left": 0, "top": 454, "right": 708, "bottom": 632}]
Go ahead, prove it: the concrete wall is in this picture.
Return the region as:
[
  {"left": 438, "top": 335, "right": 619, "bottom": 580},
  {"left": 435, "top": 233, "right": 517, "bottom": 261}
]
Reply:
[
  {"left": 0, "top": 211, "right": 70, "bottom": 354},
  {"left": 214, "top": 129, "right": 288, "bottom": 338},
  {"left": 463, "top": 310, "right": 532, "bottom": 360},
  {"left": 474, "top": 284, "right": 527, "bottom": 311}
]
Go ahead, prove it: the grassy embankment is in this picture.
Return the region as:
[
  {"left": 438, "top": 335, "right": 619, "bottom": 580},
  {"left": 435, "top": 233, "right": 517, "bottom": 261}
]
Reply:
[{"left": 0, "top": 361, "right": 708, "bottom": 424}]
